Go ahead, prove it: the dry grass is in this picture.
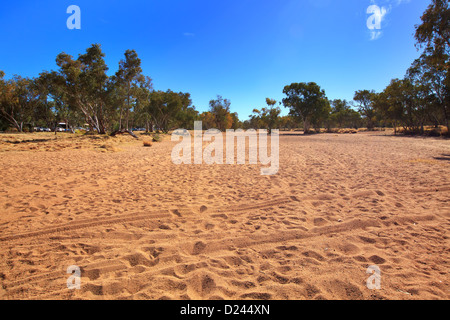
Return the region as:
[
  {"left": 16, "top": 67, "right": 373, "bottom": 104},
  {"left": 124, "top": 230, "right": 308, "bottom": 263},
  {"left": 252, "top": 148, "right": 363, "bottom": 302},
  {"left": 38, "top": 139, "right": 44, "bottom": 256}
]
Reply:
[
  {"left": 0, "top": 132, "right": 138, "bottom": 153},
  {"left": 395, "top": 126, "right": 448, "bottom": 137},
  {"left": 338, "top": 128, "right": 358, "bottom": 134},
  {"left": 0, "top": 131, "right": 173, "bottom": 153}
]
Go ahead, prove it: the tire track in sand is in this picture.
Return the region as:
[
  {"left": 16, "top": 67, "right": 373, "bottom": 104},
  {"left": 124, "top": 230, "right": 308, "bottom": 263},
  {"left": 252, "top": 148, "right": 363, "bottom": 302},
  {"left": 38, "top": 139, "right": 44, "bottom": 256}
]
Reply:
[{"left": 0, "top": 211, "right": 170, "bottom": 243}]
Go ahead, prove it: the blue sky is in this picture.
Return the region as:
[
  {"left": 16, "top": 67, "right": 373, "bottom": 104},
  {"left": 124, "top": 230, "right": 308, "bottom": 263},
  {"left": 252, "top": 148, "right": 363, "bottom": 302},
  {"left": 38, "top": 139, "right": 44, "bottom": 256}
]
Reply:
[{"left": 0, "top": 0, "right": 430, "bottom": 119}]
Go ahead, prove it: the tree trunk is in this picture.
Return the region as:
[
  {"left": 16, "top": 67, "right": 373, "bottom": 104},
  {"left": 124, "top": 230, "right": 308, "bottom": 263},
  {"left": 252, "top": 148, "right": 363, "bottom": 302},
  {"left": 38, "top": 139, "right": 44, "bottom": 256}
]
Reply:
[
  {"left": 303, "top": 118, "right": 310, "bottom": 134},
  {"left": 1, "top": 110, "right": 22, "bottom": 132},
  {"left": 126, "top": 87, "right": 131, "bottom": 131},
  {"left": 119, "top": 104, "right": 124, "bottom": 131},
  {"left": 367, "top": 119, "right": 374, "bottom": 131},
  {"left": 110, "top": 129, "right": 139, "bottom": 139}
]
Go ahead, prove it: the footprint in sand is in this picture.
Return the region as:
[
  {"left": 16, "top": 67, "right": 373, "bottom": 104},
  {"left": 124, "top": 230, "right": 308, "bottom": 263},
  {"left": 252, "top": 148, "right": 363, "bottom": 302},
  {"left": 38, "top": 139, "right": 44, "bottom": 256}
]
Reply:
[
  {"left": 186, "top": 272, "right": 218, "bottom": 297},
  {"left": 191, "top": 241, "right": 207, "bottom": 255},
  {"left": 240, "top": 292, "right": 272, "bottom": 300},
  {"left": 313, "top": 217, "right": 328, "bottom": 226},
  {"left": 204, "top": 223, "right": 215, "bottom": 230},
  {"left": 353, "top": 255, "right": 368, "bottom": 263},
  {"left": 302, "top": 250, "right": 326, "bottom": 261},
  {"left": 211, "top": 213, "right": 228, "bottom": 219},
  {"left": 369, "top": 255, "right": 386, "bottom": 265}
]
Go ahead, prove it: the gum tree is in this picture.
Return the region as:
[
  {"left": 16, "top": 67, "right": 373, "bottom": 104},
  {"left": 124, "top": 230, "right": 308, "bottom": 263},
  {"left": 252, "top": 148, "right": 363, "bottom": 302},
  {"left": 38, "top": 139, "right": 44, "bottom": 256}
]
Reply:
[
  {"left": 113, "top": 49, "right": 145, "bottom": 130},
  {"left": 282, "top": 82, "right": 329, "bottom": 134},
  {"left": 0, "top": 74, "right": 37, "bottom": 132},
  {"left": 209, "top": 95, "right": 233, "bottom": 131},
  {"left": 54, "top": 44, "right": 111, "bottom": 134},
  {"left": 414, "top": 0, "right": 449, "bottom": 131},
  {"left": 251, "top": 98, "right": 281, "bottom": 133},
  {"left": 354, "top": 90, "right": 377, "bottom": 130}
]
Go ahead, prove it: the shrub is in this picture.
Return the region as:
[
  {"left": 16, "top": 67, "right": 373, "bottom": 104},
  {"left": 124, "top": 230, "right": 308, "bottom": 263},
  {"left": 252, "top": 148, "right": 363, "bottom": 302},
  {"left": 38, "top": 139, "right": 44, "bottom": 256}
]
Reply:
[{"left": 152, "top": 134, "right": 161, "bottom": 142}]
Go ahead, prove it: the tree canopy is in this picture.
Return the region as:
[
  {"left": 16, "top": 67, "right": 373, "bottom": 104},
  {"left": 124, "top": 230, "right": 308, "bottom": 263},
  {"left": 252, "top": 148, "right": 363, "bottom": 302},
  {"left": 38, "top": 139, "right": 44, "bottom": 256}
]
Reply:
[{"left": 282, "top": 82, "right": 330, "bottom": 134}]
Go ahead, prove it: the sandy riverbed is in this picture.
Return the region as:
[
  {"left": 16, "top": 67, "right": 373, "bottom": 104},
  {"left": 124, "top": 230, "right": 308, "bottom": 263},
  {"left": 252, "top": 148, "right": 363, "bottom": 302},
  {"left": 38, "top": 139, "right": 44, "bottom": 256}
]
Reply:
[{"left": 0, "top": 131, "right": 448, "bottom": 300}]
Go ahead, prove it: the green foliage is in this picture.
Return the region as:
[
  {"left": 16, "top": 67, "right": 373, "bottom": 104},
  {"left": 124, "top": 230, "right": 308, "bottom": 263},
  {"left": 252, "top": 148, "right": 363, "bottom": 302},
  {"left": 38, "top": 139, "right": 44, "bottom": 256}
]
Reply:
[
  {"left": 140, "top": 90, "right": 192, "bottom": 133},
  {"left": 52, "top": 44, "right": 111, "bottom": 133},
  {"left": 377, "top": 79, "right": 426, "bottom": 134},
  {"left": 250, "top": 98, "right": 281, "bottom": 132},
  {"left": 152, "top": 133, "right": 162, "bottom": 142},
  {"left": 208, "top": 95, "right": 232, "bottom": 131},
  {"left": 0, "top": 45, "right": 202, "bottom": 135},
  {"left": 415, "top": 0, "right": 450, "bottom": 56},
  {"left": 282, "top": 82, "right": 330, "bottom": 134},
  {"left": 330, "top": 99, "right": 361, "bottom": 129},
  {"left": 229, "top": 112, "right": 241, "bottom": 130},
  {"left": 2, "top": 0, "right": 448, "bottom": 140},
  {"left": 278, "top": 115, "right": 297, "bottom": 130},
  {"left": 414, "top": 0, "right": 449, "bottom": 131},
  {"left": 112, "top": 49, "right": 146, "bottom": 130},
  {"left": 354, "top": 90, "right": 377, "bottom": 130},
  {"left": 0, "top": 74, "right": 39, "bottom": 132},
  {"left": 369, "top": 0, "right": 449, "bottom": 135}
]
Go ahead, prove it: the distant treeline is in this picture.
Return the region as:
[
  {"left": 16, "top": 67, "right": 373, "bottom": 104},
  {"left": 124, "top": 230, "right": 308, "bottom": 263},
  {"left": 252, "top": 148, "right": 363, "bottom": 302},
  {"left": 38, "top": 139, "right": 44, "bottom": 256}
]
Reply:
[
  {"left": 249, "top": 0, "right": 449, "bottom": 136},
  {"left": 0, "top": 0, "right": 448, "bottom": 136}
]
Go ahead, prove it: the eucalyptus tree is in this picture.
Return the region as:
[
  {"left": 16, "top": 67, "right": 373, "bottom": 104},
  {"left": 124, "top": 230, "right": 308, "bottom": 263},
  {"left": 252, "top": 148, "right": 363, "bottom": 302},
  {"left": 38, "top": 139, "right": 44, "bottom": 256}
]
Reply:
[
  {"left": 282, "top": 82, "right": 330, "bottom": 134},
  {"left": 251, "top": 98, "right": 281, "bottom": 133},
  {"left": 209, "top": 95, "right": 232, "bottom": 131},
  {"left": 0, "top": 74, "right": 37, "bottom": 132},
  {"left": 413, "top": 0, "right": 449, "bottom": 131},
  {"left": 354, "top": 90, "right": 377, "bottom": 130},
  {"left": 54, "top": 44, "right": 111, "bottom": 134},
  {"left": 114, "top": 49, "right": 145, "bottom": 130},
  {"left": 145, "top": 90, "right": 184, "bottom": 133}
]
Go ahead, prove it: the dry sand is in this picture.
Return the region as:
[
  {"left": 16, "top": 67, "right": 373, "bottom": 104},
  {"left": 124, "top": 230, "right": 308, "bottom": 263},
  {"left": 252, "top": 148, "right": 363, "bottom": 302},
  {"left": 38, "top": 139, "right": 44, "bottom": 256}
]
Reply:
[{"left": 0, "top": 131, "right": 448, "bottom": 300}]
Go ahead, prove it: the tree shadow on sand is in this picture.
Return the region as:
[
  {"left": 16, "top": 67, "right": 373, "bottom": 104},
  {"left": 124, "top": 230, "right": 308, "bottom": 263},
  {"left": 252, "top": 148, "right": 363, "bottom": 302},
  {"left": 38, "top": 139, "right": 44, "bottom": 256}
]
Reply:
[
  {"left": 3, "top": 138, "right": 54, "bottom": 144},
  {"left": 433, "top": 154, "right": 450, "bottom": 161}
]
